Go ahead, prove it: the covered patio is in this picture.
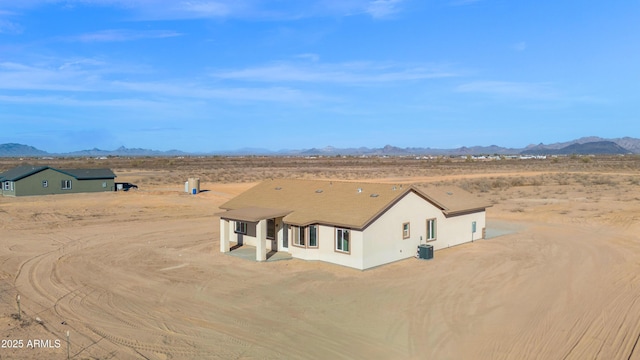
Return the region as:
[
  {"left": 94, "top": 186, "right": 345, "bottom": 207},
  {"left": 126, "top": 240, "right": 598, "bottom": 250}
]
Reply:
[
  {"left": 217, "top": 206, "right": 292, "bottom": 262},
  {"left": 224, "top": 243, "right": 292, "bottom": 262}
]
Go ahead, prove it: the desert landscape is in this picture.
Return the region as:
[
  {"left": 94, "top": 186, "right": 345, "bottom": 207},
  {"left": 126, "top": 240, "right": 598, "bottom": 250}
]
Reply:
[{"left": 1, "top": 155, "right": 640, "bottom": 359}]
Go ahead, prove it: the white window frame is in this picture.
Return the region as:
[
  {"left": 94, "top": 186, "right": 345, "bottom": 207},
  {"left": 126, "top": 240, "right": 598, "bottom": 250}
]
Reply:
[
  {"left": 335, "top": 228, "right": 350, "bottom": 254},
  {"left": 293, "top": 226, "right": 306, "bottom": 247},
  {"left": 3, "top": 181, "right": 10, "bottom": 191},
  {"left": 402, "top": 222, "right": 410, "bottom": 239},
  {"left": 234, "top": 221, "right": 247, "bottom": 234},
  {"left": 427, "top": 218, "right": 437, "bottom": 241},
  {"left": 42, "top": 180, "right": 48, "bottom": 188},
  {"left": 62, "top": 179, "right": 72, "bottom": 190}
]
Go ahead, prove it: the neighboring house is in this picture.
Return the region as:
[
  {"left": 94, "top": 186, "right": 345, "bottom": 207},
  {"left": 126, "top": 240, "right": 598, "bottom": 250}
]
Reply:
[
  {"left": 0, "top": 165, "right": 116, "bottom": 197},
  {"left": 216, "top": 179, "right": 491, "bottom": 270}
]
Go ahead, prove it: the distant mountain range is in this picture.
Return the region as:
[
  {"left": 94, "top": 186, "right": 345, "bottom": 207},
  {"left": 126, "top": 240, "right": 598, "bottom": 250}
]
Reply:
[{"left": 1, "top": 136, "right": 639, "bottom": 157}]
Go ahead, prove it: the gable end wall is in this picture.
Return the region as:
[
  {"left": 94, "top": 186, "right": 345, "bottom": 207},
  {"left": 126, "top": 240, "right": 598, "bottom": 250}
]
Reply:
[{"left": 362, "top": 191, "right": 486, "bottom": 269}]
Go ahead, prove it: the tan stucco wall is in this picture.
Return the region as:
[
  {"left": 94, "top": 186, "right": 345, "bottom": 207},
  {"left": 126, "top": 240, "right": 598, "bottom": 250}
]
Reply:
[
  {"left": 288, "top": 225, "right": 364, "bottom": 270},
  {"left": 436, "top": 211, "right": 486, "bottom": 249},
  {"left": 221, "top": 191, "right": 486, "bottom": 270},
  {"left": 362, "top": 191, "right": 486, "bottom": 269}
]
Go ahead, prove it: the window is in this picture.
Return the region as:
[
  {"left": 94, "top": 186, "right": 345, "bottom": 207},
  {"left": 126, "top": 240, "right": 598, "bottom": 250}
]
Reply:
[
  {"left": 402, "top": 222, "right": 410, "bottom": 239},
  {"left": 3, "top": 181, "right": 10, "bottom": 191},
  {"left": 267, "top": 219, "right": 276, "bottom": 240},
  {"left": 234, "top": 221, "right": 247, "bottom": 234},
  {"left": 336, "top": 228, "right": 350, "bottom": 253},
  {"left": 293, "top": 226, "right": 305, "bottom": 247},
  {"left": 62, "top": 180, "right": 72, "bottom": 190},
  {"left": 427, "top": 219, "right": 437, "bottom": 241},
  {"left": 472, "top": 221, "right": 477, "bottom": 233},
  {"left": 42, "top": 180, "right": 48, "bottom": 188},
  {"left": 102, "top": 181, "right": 107, "bottom": 188},
  {"left": 308, "top": 225, "right": 318, "bottom": 248}
]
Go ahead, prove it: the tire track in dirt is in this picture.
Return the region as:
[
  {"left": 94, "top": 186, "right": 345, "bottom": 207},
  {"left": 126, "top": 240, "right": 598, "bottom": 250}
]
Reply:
[{"left": 400, "top": 222, "right": 640, "bottom": 360}]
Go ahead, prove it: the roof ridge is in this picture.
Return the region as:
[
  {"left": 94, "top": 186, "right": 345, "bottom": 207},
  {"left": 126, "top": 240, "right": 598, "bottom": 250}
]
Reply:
[{"left": 266, "top": 178, "right": 408, "bottom": 186}]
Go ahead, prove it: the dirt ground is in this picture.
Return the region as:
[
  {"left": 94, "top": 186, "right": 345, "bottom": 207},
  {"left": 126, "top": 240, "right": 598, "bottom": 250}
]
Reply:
[{"left": 1, "top": 156, "right": 640, "bottom": 359}]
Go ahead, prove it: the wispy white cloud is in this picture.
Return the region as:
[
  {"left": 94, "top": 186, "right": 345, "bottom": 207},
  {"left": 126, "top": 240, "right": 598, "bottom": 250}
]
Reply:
[
  {"left": 0, "top": 19, "right": 23, "bottom": 34},
  {"left": 111, "top": 80, "right": 329, "bottom": 103},
  {"left": 0, "top": 61, "right": 96, "bottom": 91},
  {"left": 211, "top": 61, "right": 458, "bottom": 84},
  {"left": 0, "top": 0, "right": 407, "bottom": 20},
  {"left": 0, "top": 94, "right": 167, "bottom": 108},
  {"left": 295, "top": 53, "right": 320, "bottom": 62},
  {"left": 366, "top": 0, "right": 403, "bottom": 19},
  {"left": 0, "top": 59, "right": 329, "bottom": 105},
  {"left": 513, "top": 41, "right": 527, "bottom": 52},
  {"left": 61, "top": 29, "right": 182, "bottom": 42},
  {"left": 449, "top": 0, "right": 482, "bottom": 6},
  {"left": 455, "top": 81, "right": 559, "bottom": 100},
  {"left": 178, "top": 1, "right": 232, "bottom": 16}
]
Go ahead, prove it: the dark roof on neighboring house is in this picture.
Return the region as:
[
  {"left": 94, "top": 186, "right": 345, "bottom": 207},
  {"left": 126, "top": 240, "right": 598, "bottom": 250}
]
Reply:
[
  {"left": 0, "top": 165, "right": 49, "bottom": 181},
  {"left": 0, "top": 165, "right": 116, "bottom": 181},
  {"left": 217, "top": 179, "right": 491, "bottom": 229},
  {"left": 60, "top": 168, "right": 116, "bottom": 180}
]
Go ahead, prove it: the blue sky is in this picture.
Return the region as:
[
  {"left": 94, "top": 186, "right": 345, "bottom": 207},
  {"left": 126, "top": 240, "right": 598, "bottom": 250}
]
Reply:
[{"left": 1, "top": 1, "right": 638, "bottom": 153}]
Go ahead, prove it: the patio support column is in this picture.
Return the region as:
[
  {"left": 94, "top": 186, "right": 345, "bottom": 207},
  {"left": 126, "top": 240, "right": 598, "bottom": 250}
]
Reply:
[
  {"left": 256, "top": 219, "right": 267, "bottom": 261},
  {"left": 220, "top": 218, "right": 230, "bottom": 253}
]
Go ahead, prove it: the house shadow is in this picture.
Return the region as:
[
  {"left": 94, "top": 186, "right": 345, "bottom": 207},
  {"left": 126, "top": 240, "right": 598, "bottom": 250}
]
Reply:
[{"left": 230, "top": 234, "right": 244, "bottom": 250}]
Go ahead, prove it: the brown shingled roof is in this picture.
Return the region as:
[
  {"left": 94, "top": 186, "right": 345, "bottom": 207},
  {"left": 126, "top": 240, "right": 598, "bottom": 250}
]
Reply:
[{"left": 218, "top": 179, "right": 490, "bottom": 230}]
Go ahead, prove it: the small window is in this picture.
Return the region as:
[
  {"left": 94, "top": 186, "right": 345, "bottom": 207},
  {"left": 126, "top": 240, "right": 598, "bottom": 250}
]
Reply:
[
  {"left": 472, "top": 221, "right": 477, "bottom": 233},
  {"left": 234, "top": 221, "right": 247, "bottom": 234},
  {"left": 61, "top": 180, "right": 72, "bottom": 190},
  {"left": 308, "top": 225, "right": 318, "bottom": 248},
  {"left": 402, "top": 222, "right": 410, "bottom": 239},
  {"left": 427, "top": 219, "right": 437, "bottom": 241},
  {"left": 336, "top": 228, "right": 350, "bottom": 253},
  {"left": 293, "top": 226, "right": 305, "bottom": 247},
  {"left": 2, "top": 182, "right": 8, "bottom": 191},
  {"left": 102, "top": 181, "right": 107, "bottom": 188},
  {"left": 42, "top": 180, "right": 48, "bottom": 188}
]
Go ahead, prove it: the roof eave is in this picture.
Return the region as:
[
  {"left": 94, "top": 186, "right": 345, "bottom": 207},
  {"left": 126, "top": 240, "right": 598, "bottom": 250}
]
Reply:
[{"left": 443, "top": 206, "right": 489, "bottom": 217}]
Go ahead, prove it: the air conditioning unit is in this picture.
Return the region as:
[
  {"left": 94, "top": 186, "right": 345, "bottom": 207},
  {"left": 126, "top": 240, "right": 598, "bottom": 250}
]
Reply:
[{"left": 417, "top": 244, "right": 433, "bottom": 260}]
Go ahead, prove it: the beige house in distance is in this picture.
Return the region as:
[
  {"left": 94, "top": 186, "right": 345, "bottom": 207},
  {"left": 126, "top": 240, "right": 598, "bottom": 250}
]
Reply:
[{"left": 217, "top": 179, "right": 491, "bottom": 270}]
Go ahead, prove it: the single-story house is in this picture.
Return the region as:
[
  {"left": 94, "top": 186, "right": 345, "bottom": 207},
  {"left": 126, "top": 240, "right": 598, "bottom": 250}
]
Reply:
[
  {"left": 0, "top": 165, "right": 116, "bottom": 197},
  {"left": 216, "top": 179, "right": 491, "bottom": 270}
]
